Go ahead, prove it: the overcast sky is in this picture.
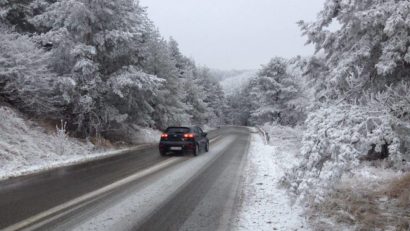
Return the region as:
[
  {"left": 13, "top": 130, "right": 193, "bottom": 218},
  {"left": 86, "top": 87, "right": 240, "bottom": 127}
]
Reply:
[{"left": 140, "top": 0, "right": 325, "bottom": 70}]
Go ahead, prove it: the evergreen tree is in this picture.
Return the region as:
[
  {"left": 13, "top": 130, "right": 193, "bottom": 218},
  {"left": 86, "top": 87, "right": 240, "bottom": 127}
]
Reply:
[{"left": 299, "top": 0, "right": 410, "bottom": 102}]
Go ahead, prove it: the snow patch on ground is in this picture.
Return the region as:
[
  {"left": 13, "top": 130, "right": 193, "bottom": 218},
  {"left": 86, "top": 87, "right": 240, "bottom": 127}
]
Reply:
[
  {"left": 234, "top": 126, "right": 309, "bottom": 231},
  {"left": 350, "top": 164, "right": 403, "bottom": 182},
  {"left": 0, "top": 106, "right": 157, "bottom": 180},
  {"left": 131, "top": 126, "right": 162, "bottom": 144}
]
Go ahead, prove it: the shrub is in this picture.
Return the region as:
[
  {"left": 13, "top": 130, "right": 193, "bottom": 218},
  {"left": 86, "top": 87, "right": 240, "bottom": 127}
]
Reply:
[{"left": 282, "top": 104, "right": 404, "bottom": 202}]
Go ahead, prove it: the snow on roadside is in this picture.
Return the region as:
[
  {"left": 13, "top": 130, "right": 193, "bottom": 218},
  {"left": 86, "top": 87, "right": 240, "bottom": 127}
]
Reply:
[
  {"left": 0, "top": 106, "right": 158, "bottom": 181},
  {"left": 234, "top": 126, "right": 309, "bottom": 231},
  {"left": 130, "top": 126, "right": 162, "bottom": 144}
]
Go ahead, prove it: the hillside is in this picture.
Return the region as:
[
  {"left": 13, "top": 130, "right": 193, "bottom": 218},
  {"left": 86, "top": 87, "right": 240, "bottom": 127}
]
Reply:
[{"left": 0, "top": 105, "right": 160, "bottom": 180}]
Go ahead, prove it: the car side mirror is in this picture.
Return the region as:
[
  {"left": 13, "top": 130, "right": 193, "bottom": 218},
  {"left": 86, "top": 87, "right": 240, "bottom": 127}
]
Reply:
[{"left": 203, "top": 132, "right": 208, "bottom": 137}]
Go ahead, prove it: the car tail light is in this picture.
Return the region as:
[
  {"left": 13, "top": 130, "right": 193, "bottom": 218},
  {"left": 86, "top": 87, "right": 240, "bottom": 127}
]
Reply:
[
  {"left": 183, "top": 133, "right": 195, "bottom": 139},
  {"left": 161, "top": 133, "right": 168, "bottom": 138}
]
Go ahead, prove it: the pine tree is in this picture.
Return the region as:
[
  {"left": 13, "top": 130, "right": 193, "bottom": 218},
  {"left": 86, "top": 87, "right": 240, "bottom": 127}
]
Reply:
[
  {"left": 247, "top": 58, "right": 304, "bottom": 126},
  {"left": 300, "top": 0, "right": 410, "bottom": 102}
]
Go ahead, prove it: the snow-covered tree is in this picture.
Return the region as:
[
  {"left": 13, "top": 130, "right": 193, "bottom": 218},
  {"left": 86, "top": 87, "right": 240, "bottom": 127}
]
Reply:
[
  {"left": 0, "top": 23, "right": 71, "bottom": 117},
  {"left": 0, "top": 0, "right": 37, "bottom": 32},
  {"left": 192, "top": 68, "right": 225, "bottom": 126},
  {"left": 28, "top": 0, "right": 167, "bottom": 136},
  {"left": 247, "top": 57, "right": 306, "bottom": 126},
  {"left": 106, "top": 65, "right": 164, "bottom": 129},
  {"left": 223, "top": 57, "right": 309, "bottom": 126},
  {"left": 1, "top": 0, "right": 227, "bottom": 140},
  {"left": 225, "top": 88, "right": 252, "bottom": 126},
  {"left": 283, "top": 0, "right": 410, "bottom": 204},
  {"left": 282, "top": 103, "right": 403, "bottom": 202},
  {"left": 300, "top": 0, "right": 410, "bottom": 102},
  {"left": 142, "top": 32, "right": 192, "bottom": 128}
]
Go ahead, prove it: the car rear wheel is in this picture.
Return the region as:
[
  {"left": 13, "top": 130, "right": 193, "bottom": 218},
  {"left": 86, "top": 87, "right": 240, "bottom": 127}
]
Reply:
[
  {"left": 160, "top": 151, "right": 166, "bottom": 156},
  {"left": 205, "top": 142, "right": 209, "bottom": 152},
  {"left": 193, "top": 144, "right": 199, "bottom": 156}
]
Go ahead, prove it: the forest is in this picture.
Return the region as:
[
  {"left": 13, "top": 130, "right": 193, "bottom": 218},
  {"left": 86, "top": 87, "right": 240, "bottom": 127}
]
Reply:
[
  {"left": 224, "top": 1, "right": 410, "bottom": 228},
  {"left": 0, "top": 0, "right": 225, "bottom": 144},
  {"left": 1, "top": 0, "right": 410, "bottom": 229}
]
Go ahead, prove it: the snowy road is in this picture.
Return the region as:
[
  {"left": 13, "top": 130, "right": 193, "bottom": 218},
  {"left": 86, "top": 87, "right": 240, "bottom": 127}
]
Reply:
[{"left": 0, "top": 127, "right": 253, "bottom": 231}]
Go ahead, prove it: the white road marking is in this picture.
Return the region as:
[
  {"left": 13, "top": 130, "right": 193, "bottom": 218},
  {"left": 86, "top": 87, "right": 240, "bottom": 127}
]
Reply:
[
  {"left": 3, "top": 158, "right": 181, "bottom": 231},
  {"left": 210, "top": 136, "right": 220, "bottom": 143}
]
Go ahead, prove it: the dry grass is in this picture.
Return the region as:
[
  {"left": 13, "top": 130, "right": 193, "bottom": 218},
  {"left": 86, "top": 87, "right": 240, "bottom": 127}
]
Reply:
[
  {"left": 33, "top": 118, "right": 63, "bottom": 134},
  {"left": 311, "top": 185, "right": 385, "bottom": 230},
  {"left": 380, "top": 173, "right": 410, "bottom": 230},
  {"left": 310, "top": 172, "right": 410, "bottom": 231},
  {"left": 384, "top": 173, "right": 410, "bottom": 206},
  {"left": 31, "top": 118, "right": 115, "bottom": 149},
  {"left": 90, "top": 135, "right": 114, "bottom": 148}
]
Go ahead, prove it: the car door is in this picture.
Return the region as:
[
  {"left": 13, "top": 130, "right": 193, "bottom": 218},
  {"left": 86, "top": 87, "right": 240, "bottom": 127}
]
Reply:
[{"left": 196, "top": 127, "right": 205, "bottom": 148}]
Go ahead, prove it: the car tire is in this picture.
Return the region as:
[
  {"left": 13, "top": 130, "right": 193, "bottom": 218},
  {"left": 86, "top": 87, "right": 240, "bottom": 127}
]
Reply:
[
  {"left": 205, "top": 142, "right": 209, "bottom": 152},
  {"left": 160, "top": 151, "right": 166, "bottom": 156},
  {"left": 193, "top": 144, "right": 199, "bottom": 156}
]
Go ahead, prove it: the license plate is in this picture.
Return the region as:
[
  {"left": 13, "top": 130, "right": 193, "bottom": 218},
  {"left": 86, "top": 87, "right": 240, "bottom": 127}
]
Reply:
[{"left": 170, "top": 147, "right": 182, "bottom": 151}]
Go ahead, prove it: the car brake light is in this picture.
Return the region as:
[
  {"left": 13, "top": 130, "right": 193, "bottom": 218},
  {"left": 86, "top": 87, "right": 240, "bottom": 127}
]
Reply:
[
  {"left": 161, "top": 133, "right": 168, "bottom": 138},
  {"left": 183, "top": 133, "right": 195, "bottom": 139}
]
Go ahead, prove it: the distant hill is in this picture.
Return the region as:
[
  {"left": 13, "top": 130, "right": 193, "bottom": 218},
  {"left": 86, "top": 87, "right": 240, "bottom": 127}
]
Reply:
[{"left": 212, "top": 70, "right": 257, "bottom": 96}]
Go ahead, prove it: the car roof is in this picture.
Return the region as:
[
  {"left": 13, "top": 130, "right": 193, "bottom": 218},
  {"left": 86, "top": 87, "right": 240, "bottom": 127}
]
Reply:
[
  {"left": 166, "top": 126, "right": 191, "bottom": 130},
  {"left": 165, "top": 126, "right": 203, "bottom": 131}
]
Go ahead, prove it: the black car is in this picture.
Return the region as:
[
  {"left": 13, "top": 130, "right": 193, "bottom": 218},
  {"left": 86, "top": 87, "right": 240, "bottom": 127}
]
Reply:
[{"left": 159, "top": 126, "right": 209, "bottom": 156}]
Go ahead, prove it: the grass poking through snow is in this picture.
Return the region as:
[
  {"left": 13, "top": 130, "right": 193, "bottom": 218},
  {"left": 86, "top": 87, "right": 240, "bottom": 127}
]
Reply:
[{"left": 310, "top": 172, "right": 410, "bottom": 231}]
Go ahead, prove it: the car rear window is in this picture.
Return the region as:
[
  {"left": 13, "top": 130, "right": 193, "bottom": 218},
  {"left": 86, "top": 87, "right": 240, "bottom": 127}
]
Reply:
[{"left": 166, "top": 127, "right": 190, "bottom": 134}]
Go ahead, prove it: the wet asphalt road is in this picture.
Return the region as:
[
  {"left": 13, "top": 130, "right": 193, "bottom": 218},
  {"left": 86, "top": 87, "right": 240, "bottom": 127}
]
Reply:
[
  {"left": 0, "top": 127, "right": 251, "bottom": 231},
  {"left": 137, "top": 127, "right": 250, "bottom": 231}
]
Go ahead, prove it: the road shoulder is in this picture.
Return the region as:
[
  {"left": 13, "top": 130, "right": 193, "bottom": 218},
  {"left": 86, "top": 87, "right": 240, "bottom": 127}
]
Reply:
[{"left": 232, "top": 129, "right": 309, "bottom": 231}]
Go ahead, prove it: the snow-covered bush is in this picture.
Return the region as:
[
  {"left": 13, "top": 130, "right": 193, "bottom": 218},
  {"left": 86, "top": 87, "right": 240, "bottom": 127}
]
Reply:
[
  {"left": 366, "top": 83, "right": 410, "bottom": 162},
  {"left": 54, "top": 120, "right": 69, "bottom": 155},
  {"left": 283, "top": 104, "right": 404, "bottom": 202}
]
